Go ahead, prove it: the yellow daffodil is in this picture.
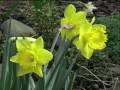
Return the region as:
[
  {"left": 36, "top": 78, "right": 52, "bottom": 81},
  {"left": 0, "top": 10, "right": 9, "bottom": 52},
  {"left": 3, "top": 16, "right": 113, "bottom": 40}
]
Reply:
[
  {"left": 60, "top": 4, "right": 87, "bottom": 40},
  {"left": 60, "top": 4, "right": 107, "bottom": 59},
  {"left": 10, "top": 37, "right": 53, "bottom": 77},
  {"left": 73, "top": 23, "right": 107, "bottom": 59}
]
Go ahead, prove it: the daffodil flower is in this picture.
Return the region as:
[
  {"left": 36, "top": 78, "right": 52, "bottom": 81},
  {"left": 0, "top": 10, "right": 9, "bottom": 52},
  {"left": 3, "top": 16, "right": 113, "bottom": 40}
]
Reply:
[
  {"left": 60, "top": 4, "right": 87, "bottom": 40},
  {"left": 10, "top": 37, "right": 53, "bottom": 77},
  {"left": 60, "top": 4, "right": 107, "bottom": 59},
  {"left": 73, "top": 23, "right": 107, "bottom": 59}
]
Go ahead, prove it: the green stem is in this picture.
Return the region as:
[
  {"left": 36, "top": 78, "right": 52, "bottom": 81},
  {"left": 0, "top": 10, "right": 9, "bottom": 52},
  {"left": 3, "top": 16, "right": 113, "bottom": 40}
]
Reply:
[{"left": 50, "top": 31, "right": 60, "bottom": 52}]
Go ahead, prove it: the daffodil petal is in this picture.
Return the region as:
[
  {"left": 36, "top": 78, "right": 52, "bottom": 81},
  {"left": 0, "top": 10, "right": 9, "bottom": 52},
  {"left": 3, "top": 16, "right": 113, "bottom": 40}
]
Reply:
[
  {"left": 73, "top": 37, "right": 93, "bottom": 59},
  {"left": 18, "top": 65, "right": 34, "bottom": 76},
  {"left": 64, "top": 4, "right": 76, "bottom": 18},
  {"left": 36, "top": 49, "right": 53, "bottom": 64},
  {"left": 10, "top": 54, "right": 19, "bottom": 63},
  {"left": 31, "top": 37, "right": 44, "bottom": 50},
  {"left": 34, "top": 65, "right": 43, "bottom": 77},
  {"left": 81, "top": 44, "right": 94, "bottom": 59},
  {"left": 10, "top": 51, "right": 34, "bottom": 64},
  {"left": 16, "top": 39, "right": 31, "bottom": 51},
  {"left": 73, "top": 38, "right": 81, "bottom": 49},
  {"left": 75, "top": 11, "right": 87, "bottom": 20}
]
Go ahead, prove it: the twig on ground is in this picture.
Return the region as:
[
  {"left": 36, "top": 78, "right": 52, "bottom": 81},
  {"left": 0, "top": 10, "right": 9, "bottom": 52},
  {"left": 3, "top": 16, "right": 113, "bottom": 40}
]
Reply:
[
  {"left": 113, "top": 77, "right": 119, "bottom": 90},
  {"left": 80, "top": 65, "right": 111, "bottom": 86},
  {"left": 77, "top": 75, "right": 112, "bottom": 83}
]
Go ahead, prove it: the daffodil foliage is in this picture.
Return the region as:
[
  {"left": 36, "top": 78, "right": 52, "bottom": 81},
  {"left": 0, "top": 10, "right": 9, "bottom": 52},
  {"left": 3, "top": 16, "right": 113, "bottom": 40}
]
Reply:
[
  {"left": 10, "top": 37, "right": 53, "bottom": 77},
  {"left": 60, "top": 4, "right": 107, "bottom": 59}
]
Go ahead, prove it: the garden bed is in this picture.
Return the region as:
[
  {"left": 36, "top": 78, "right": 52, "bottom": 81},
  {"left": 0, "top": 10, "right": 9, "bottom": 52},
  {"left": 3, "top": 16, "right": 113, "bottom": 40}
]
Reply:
[{"left": 0, "top": 0, "right": 120, "bottom": 90}]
